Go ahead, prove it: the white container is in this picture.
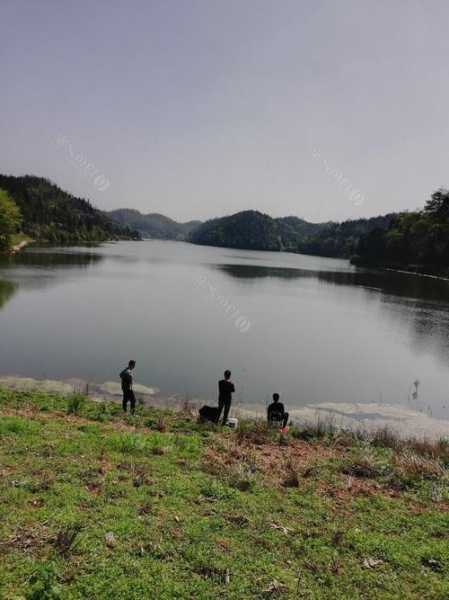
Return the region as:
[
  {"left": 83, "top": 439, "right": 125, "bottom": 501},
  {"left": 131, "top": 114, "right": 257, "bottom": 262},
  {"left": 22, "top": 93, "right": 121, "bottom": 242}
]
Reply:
[{"left": 226, "top": 417, "right": 239, "bottom": 430}]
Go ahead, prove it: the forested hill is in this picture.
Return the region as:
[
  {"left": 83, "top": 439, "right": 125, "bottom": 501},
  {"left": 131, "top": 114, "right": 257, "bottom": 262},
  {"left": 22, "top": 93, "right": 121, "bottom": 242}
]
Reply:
[
  {"left": 108, "top": 209, "right": 201, "bottom": 240},
  {"left": 352, "top": 189, "right": 449, "bottom": 276},
  {"left": 0, "top": 175, "right": 140, "bottom": 243},
  {"left": 190, "top": 210, "right": 396, "bottom": 257},
  {"left": 189, "top": 211, "right": 281, "bottom": 251}
]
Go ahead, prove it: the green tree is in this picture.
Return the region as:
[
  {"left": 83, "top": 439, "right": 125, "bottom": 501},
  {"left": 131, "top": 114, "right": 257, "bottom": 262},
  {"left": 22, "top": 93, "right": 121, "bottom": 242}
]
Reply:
[
  {"left": 424, "top": 189, "right": 449, "bottom": 221},
  {"left": 0, "top": 188, "right": 21, "bottom": 249}
]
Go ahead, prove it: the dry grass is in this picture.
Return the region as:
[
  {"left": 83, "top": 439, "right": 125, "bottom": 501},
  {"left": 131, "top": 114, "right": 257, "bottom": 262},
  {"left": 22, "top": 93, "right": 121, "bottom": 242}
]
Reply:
[
  {"left": 371, "top": 428, "right": 449, "bottom": 465},
  {"left": 203, "top": 428, "right": 338, "bottom": 491},
  {"left": 393, "top": 450, "right": 446, "bottom": 482}
]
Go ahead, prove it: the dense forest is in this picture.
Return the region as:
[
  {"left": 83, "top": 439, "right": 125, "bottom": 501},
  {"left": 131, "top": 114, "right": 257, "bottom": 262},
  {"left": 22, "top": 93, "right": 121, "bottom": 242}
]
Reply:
[
  {"left": 189, "top": 211, "right": 281, "bottom": 251},
  {"left": 0, "top": 175, "right": 139, "bottom": 245},
  {"left": 353, "top": 189, "right": 449, "bottom": 275},
  {"left": 109, "top": 209, "right": 201, "bottom": 240},
  {"left": 189, "top": 210, "right": 395, "bottom": 257}
]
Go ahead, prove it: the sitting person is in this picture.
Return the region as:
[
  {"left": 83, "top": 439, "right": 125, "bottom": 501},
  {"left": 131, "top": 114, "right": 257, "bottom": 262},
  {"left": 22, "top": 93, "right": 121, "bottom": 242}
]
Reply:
[{"left": 267, "top": 393, "right": 289, "bottom": 428}]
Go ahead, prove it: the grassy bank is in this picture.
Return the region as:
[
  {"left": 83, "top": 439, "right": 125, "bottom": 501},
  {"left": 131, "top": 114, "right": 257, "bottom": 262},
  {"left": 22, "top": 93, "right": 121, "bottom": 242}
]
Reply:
[{"left": 0, "top": 387, "right": 449, "bottom": 599}]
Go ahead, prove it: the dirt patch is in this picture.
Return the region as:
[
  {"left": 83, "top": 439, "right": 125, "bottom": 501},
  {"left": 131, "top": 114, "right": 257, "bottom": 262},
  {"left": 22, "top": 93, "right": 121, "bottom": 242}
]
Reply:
[
  {"left": 203, "top": 435, "right": 338, "bottom": 486},
  {"left": 0, "top": 525, "right": 53, "bottom": 554}
]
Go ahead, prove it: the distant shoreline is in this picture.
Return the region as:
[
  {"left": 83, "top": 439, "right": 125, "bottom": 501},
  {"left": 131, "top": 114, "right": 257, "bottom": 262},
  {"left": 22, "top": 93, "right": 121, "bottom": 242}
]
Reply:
[{"left": 384, "top": 266, "right": 449, "bottom": 282}]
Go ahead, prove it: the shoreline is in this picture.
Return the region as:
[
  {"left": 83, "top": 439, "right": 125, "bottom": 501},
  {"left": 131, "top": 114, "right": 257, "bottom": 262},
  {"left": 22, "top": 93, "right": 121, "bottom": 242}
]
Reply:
[
  {"left": 351, "top": 256, "right": 449, "bottom": 281},
  {"left": 384, "top": 266, "right": 449, "bottom": 282},
  {"left": 2, "top": 374, "right": 449, "bottom": 440},
  {"left": 7, "top": 238, "right": 32, "bottom": 255}
]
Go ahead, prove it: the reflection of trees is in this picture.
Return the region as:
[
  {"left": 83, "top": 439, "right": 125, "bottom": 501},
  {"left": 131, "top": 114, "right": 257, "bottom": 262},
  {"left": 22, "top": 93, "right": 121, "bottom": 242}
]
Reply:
[
  {"left": 217, "top": 263, "right": 449, "bottom": 302},
  {"left": 0, "top": 250, "right": 104, "bottom": 295},
  {"left": 12, "top": 251, "right": 103, "bottom": 269},
  {"left": 0, "top": 279, "right": 17, "bottom": 310},
  {"left": 217, "top": 262, "right": 449, "bottom": 364}
]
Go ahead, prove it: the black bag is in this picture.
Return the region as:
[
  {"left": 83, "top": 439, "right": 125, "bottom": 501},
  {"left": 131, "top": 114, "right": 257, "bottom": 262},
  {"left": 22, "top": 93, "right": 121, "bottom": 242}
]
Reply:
[{"left": 198, "top": 405, "right": 220, "bottom": 424}]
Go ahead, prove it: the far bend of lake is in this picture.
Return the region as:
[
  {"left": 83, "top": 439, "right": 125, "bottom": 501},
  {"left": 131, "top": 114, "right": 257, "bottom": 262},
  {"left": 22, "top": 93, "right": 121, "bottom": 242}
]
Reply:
[{"left": 1, "top": 241, "right": 449, "bottom": 423}]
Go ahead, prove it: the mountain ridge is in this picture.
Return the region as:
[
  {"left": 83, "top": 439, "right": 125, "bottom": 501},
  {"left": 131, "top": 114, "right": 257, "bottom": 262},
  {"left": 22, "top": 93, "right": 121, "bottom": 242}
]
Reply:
[
  {"left": 0, "top": 175, "right": 139, "bottom": 244},
  {"left": 110, "top": 205, "right": 397, "bottom": 258},
  {"left": 189, "top": 209, "right": 396, "bottom": 258},
  {"left": 108, "top": 208, "right": 202, "bottom": 240}
]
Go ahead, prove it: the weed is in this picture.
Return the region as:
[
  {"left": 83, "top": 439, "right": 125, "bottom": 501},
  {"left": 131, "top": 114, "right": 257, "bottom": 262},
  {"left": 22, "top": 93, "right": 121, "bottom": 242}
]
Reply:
[
  {"left": 66, "top": 393, "right": 86, "bottom": 416},
  {"left": 107, "top": 432, "right": 146, "bottom": 454},
  {"left": 282, "top": 460, "right": 300, "bottom": 488},
  {"left": 54, "top": 524, "right": 82, "bottom": 557},
  {"left": 92, "top": 401, "right": 110, "bottom": 422},
  {"left": 156, "top": 416, "right": 167, "bottom": 432},
  {"left": 200, "top": 480, "right": 236, "bottom": 500}
]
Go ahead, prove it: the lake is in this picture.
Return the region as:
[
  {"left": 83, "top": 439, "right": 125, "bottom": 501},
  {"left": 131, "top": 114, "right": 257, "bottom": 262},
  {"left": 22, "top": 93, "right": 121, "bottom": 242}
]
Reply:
[{"left": 1, "top": 240, "right": 449, "bottom": 432}]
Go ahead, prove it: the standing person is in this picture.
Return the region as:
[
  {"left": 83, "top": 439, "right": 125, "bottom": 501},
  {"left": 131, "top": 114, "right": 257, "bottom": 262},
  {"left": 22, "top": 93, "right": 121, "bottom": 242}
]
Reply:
[
  {"left": 120, "top": 360, "right": 136, "bottom": 415},
  {"left": 267, "top": 393, "right": 289, "bottom": 428},
  {"left": 217, "top": 369, "right": 235, "bottom": 425}
]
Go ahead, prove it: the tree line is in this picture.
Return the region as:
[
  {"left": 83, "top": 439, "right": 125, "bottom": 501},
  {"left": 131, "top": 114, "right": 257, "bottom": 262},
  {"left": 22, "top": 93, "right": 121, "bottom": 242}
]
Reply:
[
  {"left": 0, "top": 175, "right": 140, "bottom": 249},
  {"left": 352, "top": 189, "right": 449, "bottom": 275}
]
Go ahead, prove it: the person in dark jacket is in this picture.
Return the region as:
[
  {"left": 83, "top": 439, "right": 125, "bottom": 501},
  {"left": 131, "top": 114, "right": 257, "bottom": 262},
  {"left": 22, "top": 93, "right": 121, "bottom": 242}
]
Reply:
[
  {"left": 267, "top": 393, "right": 289, "bottom": 428},
  {"left": 217, "top": 369, "right": 235, "bottom": 425},
  {"left": 120, "top": 360, "right": 136, "bottom": 414}
]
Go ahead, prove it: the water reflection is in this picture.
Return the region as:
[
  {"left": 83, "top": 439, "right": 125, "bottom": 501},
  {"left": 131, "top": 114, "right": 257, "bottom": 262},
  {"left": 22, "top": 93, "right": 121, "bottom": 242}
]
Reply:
[
  {"left": 217, "top": 262, "right": 449, "bottom": 366},
  {"left": 217, "top": 263, "right": 449, "bottom": 303},
  {"left": 1, "top": 242, "right": 449, "bottom": 422},
  {"left": 0, "top": 280, "right": 17, "bottom": 310},
  {"left": 0, "top": 250, "right": 104, "bottom": 297},
  {"left": 0, "top": 250, "right": 104, "bottom": 270}
]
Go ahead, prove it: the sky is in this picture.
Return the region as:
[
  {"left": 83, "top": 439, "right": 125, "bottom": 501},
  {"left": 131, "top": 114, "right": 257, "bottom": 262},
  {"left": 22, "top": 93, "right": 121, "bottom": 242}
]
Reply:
[{"left": 1, "top": 0, "right": 449, "bottom": 223}]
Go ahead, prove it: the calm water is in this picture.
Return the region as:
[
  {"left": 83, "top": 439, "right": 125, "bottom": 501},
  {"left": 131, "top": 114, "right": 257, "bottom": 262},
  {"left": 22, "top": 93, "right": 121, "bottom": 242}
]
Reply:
[{"left": 1, "top": 241, "right": 449, "bottom": 418}]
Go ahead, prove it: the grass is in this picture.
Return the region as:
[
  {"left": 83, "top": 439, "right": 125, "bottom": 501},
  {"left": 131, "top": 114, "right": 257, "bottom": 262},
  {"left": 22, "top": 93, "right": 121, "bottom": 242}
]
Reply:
[{"left": 0, "top": 387, "right": 449, "bottom": 599}]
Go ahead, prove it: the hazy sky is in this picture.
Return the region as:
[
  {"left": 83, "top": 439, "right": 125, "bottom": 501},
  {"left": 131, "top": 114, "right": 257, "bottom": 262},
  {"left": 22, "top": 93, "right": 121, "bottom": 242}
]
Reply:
[{"left": 2, "top": 0, "right": 449, "bottom": 222}]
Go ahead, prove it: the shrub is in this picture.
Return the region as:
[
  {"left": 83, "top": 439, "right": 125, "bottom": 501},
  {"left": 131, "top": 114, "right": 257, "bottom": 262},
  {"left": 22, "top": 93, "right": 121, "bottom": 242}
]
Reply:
[{"left": 200, "top": 480, "right": 236, "bottom": 501}]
